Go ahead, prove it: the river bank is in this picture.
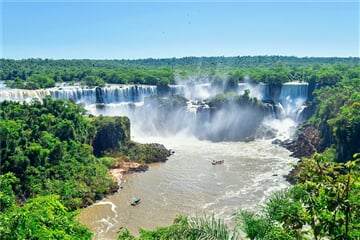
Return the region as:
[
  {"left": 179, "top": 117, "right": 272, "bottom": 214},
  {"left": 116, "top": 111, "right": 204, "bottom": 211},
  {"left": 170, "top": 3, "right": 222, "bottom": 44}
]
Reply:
[{"left": 109, "top": 161, "right": 150, "bottom": 190}]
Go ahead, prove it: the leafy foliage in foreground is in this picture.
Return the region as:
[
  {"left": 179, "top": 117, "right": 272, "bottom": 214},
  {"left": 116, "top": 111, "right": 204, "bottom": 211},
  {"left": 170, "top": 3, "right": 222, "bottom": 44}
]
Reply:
[
  {"left": 118, "top": 215, "right": 239, "bottom": 240},
  {"left": 0, "top": 174, "right": 91, "bottom": 239}
]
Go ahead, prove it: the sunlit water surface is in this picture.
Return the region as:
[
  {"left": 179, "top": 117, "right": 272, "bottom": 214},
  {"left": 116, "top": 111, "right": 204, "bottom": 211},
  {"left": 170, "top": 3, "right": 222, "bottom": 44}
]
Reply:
[{"left": 77, "top": 135, "right": 297, "bottom": 239}]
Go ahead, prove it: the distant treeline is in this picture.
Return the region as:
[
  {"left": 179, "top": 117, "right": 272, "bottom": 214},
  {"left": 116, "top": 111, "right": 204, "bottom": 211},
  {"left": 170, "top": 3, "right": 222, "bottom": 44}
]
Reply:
[{"left": 1, "top": 56, "right": 359, "bottom": 89}]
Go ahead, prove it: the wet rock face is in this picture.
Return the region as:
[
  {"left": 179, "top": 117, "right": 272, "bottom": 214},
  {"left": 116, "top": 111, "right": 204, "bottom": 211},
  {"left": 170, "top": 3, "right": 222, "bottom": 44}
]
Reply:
[
  {"left": 91, "top": 116, "right": 131, "bottom": 157},
  {"left": 124, "top": 162, "right": 149, "bottom": 173},
  {"left": 272, "top": 124, "right": 326, "bottom": 184},
  {"left": 139, "top": 143, "right": 173, "bottom": 163},
  {"left": 146, "top": 143, "right": 173, "bottom": 157},
  {"left": 273, "top": 124, "right": 325, "bottom": 159}
]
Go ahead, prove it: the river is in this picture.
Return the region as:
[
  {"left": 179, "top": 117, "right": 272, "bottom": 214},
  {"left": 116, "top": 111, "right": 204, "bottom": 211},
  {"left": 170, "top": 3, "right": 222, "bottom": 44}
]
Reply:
[{"left": 77, "top": 135, "right": 298, "bottom": 239}]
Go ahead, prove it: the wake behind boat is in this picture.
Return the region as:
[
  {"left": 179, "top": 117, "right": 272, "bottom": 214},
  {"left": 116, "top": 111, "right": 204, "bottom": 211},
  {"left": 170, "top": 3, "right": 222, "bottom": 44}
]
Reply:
[{"left": 130, "top": 197, "right": 141, "bottom": 206}]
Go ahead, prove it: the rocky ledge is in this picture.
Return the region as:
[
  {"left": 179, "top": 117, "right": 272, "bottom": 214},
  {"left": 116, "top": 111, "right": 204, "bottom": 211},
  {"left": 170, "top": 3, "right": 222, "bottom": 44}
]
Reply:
[
  {"left": 272, "top": 123, "right": 326, "bottom": 184},
  {"left": 142, "top": 143, "right": 174, "bottom": 163},
  {"left": 273, "top": 124, "right": 325, "bottom": 158},
  {"left": 109, "top": 142, "right": 173, "bottom": 188}
]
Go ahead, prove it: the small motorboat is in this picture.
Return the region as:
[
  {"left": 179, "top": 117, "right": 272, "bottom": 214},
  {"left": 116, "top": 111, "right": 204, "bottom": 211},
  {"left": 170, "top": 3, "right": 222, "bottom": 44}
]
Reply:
[
  {"left": 130, "top": 197, "right": 141, "bottom": 206},
  {"left": 212, "top": 160, "right": 224, "bottom": 165}
]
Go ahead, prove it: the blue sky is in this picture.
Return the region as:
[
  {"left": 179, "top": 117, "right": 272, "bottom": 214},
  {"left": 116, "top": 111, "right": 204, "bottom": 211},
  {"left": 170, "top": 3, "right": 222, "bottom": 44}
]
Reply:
[{"left": 1, "top": 1, "right": 359, "bottom": 59}]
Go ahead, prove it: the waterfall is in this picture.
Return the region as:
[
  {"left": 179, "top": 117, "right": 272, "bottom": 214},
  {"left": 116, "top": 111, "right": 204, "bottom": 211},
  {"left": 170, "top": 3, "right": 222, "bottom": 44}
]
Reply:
[
  {"left": 0, "top": 85, "right": 157, "bottom": 104},
  {"left": 237, "top": 82, "right": 269, "bottom": 100},
  {"left": 170, "top": 82, "right": 270, "bottom": 101},
  {"left": 0, "top": 88, "right": 53, "bottom": 103},
  {"left": 99, "top": 85, "right": 157, "bottom": 103},
  {"left": 261, "top": 82, "right": 309, "bottom": 140},
  {"left": 52, "top": 88, "right": 97, "bottom": 104},
  {"left": 169, "top": 85, "right": 186, "bottom": 96},
  {"left": 169, "top": 83, "right": 213, "bottom": 99},
  {"left": 296, "top": 106, "right": 305, "bottom": 121},
  {"left": 278, "top": 82, "right": 308, "bottom": 119},
  {"left": 279, "top": 82, "right": 308, "bottom": 104}
]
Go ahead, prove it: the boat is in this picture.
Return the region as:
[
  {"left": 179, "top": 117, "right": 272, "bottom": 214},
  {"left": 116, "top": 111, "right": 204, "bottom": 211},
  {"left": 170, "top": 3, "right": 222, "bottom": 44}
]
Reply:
[
  {"left": 130, "top": 197, "right": 141, "bottom": 206},
  {"left": 212, "top": 160, "right": 224, "bottom": 165}
]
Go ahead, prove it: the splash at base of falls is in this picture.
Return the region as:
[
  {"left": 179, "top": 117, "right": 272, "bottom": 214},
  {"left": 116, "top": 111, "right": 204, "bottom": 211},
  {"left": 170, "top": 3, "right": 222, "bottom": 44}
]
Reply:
[{"left": 261, "top": 117, "right": 298, "bottom": 141}]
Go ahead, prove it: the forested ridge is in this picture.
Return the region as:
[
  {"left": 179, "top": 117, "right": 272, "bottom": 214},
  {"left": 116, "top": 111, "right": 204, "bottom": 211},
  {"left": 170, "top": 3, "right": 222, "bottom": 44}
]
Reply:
[
  {"left": 1, "top": 56, "right": 359, "bottom": 89},
  {"left": 1, "top": 56, "right": 358, "bottom": 70}
]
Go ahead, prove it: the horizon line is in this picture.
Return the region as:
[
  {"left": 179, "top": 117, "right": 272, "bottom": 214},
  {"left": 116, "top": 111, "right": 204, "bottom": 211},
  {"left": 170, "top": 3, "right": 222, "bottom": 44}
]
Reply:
[{"left": 1, "top": 55, "right": 359, "bottom": 61}]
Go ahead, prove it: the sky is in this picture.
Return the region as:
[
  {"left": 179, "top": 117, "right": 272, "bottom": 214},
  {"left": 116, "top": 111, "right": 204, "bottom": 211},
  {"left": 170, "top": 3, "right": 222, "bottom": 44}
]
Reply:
[{"left": 1, "top": 1, "right": 359, "bottom": 59}]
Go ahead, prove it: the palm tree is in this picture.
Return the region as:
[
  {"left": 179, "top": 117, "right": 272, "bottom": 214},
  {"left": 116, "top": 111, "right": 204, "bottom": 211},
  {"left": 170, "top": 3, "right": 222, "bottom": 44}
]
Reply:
[{"left": 118, "top": 215, "right": 240, "bottom": 240}]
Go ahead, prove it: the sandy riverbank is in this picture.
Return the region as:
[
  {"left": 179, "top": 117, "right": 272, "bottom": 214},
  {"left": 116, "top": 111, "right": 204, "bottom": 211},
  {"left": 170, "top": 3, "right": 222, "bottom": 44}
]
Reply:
[{"left": 109, "top": 161, "right": 147, "bottom": 188}]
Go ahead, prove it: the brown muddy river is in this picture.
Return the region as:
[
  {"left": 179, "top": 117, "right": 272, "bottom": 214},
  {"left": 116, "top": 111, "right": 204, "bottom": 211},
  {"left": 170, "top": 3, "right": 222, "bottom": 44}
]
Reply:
[{"left": 77, "top": 136, "right": 297, "bottom": 239}]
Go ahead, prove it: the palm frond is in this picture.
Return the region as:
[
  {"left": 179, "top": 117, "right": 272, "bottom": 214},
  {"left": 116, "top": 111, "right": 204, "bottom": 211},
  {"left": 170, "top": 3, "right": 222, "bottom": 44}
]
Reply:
[{"left": 182, "top": 215, "right": 240, "bottom": 240}]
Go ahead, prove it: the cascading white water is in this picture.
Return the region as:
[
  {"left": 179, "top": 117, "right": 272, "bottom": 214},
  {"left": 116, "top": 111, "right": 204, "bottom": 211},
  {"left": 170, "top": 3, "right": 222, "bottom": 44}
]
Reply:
[
  {"left": 52, "top": 88, "right": 97, "bottom": 104},
  {"left": 75, "top": 81, "right": 306, "bottom": 239},
  {"left": 100, "top": 85, "right": 157, "bottom": 103},
  {"left": 169, "top": 82, "right": 270, "bottom": 101},
  {"left": 169, "top": 83, "right": 221, "bottom": 100},
  {"left": 0, "top": 84, "right": 157, "bottom": 104},
  {"left": 262, "top": 82, "right": 309, "bottom": 140},
  {"left": 237, "top": 82, "right": 270, "bottom": 101},
  {"left": 279, "top": 82, "right": 308, "bottom": 118},
  {"left": 0, "top": 81, "right": 10, "bottom": 91}
]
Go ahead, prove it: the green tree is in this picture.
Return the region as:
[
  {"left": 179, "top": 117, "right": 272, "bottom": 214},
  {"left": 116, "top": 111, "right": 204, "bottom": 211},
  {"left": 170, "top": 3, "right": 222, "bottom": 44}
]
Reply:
[
  {"left": 1, "top": 195, "right": 92, "bottom": 240},
  {"left": 118, "top": 215, "right": 240, "bottom": 240}
]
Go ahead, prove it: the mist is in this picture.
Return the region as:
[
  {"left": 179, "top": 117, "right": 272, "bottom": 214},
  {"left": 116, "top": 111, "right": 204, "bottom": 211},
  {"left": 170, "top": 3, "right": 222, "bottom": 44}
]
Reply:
[{"left": 84, "top": 80, "right": 308, "bottom": 141}]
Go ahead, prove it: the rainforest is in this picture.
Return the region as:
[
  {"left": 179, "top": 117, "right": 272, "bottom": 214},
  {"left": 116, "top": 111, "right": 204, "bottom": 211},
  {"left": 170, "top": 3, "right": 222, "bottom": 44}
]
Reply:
[{"left": 0, "top": 56, "right": 359, "bottom": 240}]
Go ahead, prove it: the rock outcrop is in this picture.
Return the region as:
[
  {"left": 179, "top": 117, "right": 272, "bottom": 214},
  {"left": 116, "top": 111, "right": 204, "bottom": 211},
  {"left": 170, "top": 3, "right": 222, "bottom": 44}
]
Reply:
[
  {"left": 273, "top": 123, "right": 326, "bottom": 184},
  {"left": 91, "top": 116, "right": 130, "bottom": 157},
  {"left": 274, "top": 124, "right": 325, "bottom": 159}
]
